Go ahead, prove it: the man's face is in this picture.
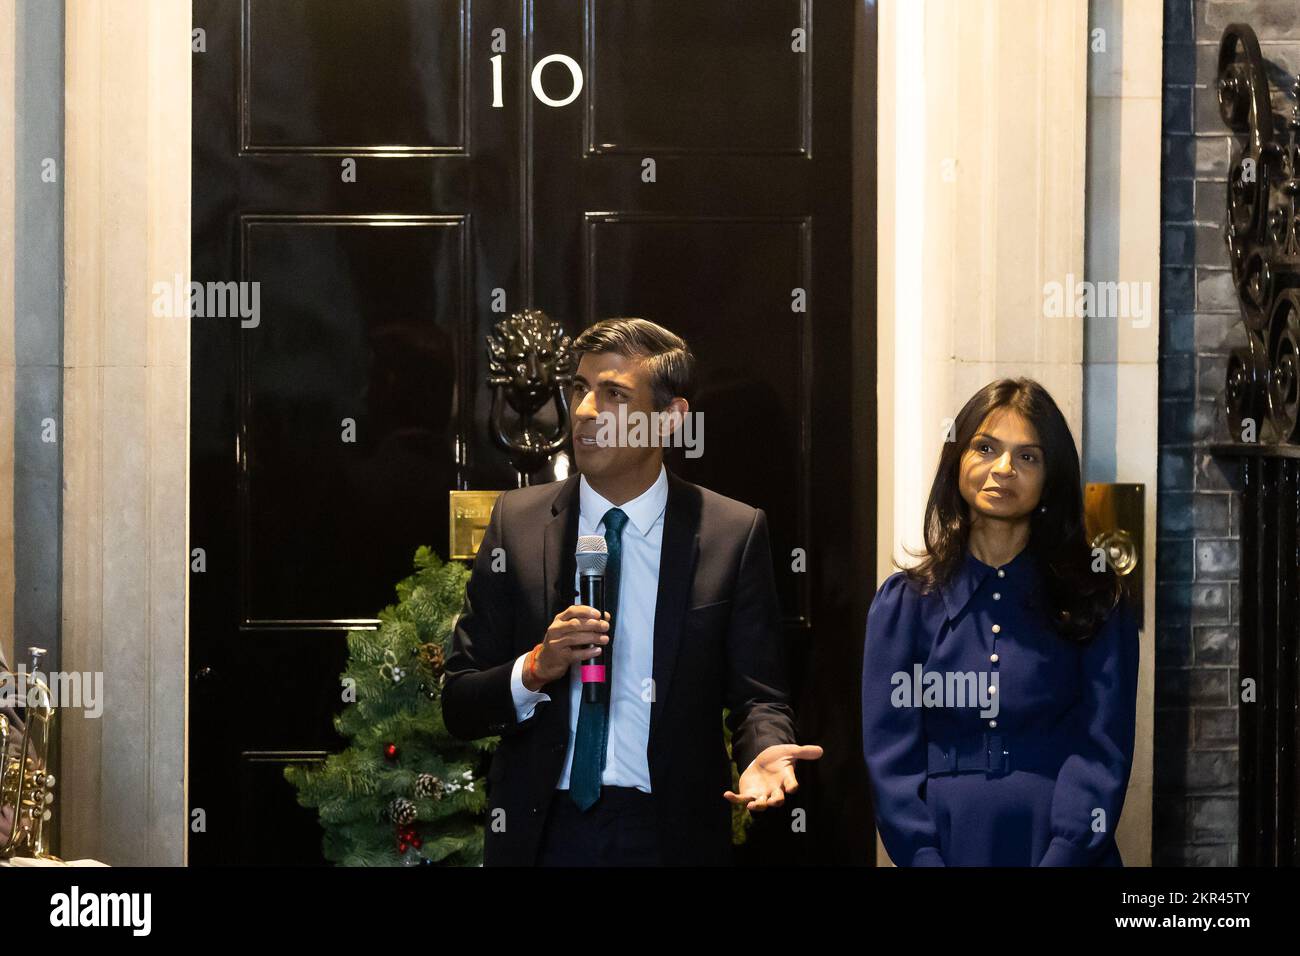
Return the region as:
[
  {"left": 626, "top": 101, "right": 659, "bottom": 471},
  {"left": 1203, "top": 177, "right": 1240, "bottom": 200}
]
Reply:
[{"left": 570, "top": 351, "right": 663, "bottom": 481}]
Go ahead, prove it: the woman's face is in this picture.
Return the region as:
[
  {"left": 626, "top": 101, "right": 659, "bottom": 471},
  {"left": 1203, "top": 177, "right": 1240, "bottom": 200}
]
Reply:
[{"left": 958, "top": 407, "right": 1046, "bottom": 522}]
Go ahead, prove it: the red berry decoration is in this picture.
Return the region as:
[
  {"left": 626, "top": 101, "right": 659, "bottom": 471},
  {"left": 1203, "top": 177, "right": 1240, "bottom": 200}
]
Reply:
[{"left": 383, "top": 742, "right": 398, "bottom": 761}]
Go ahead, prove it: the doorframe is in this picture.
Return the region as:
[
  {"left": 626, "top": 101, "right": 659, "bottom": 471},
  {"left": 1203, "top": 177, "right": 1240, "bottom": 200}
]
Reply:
[
  {"left": 60, "top": 0, "right": 191, "bottom": 866},
  {"left": 850, "top": 0, "right": 879, "bottom": 864}
]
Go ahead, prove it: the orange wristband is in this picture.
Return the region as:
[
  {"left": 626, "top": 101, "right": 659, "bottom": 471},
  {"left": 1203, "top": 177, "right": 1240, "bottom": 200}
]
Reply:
[{"left": 525, "top": 643, "right": 543, "bottom": 689}]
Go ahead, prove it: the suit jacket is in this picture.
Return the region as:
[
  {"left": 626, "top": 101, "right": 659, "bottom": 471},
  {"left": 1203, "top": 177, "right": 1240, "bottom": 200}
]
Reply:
[{"left": 442, "top": 468, "right": 797, "bottom": 865}]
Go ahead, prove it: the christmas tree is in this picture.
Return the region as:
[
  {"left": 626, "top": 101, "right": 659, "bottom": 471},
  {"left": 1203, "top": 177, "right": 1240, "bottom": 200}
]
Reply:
[{"left": 285, "top": 546, "right": 495, "bottom": 866}]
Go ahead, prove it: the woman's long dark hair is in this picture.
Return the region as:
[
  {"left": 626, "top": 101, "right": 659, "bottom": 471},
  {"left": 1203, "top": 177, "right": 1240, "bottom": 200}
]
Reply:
[{"left": 902, "top": 378, "right": 1124, "bottom": 643}]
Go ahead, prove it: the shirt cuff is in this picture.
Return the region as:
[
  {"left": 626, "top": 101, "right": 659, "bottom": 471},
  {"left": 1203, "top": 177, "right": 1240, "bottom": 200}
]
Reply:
[
  {"left": 510, "top": 651, "right": 551, "bottom": 722},
  {"left": 1037, "top": 836, "right": 1089, "bottom": 867}
]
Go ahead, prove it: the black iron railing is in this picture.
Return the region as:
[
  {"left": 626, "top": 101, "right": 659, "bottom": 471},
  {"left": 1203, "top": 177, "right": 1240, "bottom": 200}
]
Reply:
[{"left": 1213, "top": 22, "right": 1300, "bottom": 866}]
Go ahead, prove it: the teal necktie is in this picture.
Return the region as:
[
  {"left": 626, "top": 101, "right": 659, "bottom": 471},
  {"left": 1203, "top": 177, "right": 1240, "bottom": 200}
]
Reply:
[{"left": 570, "top": 507, "right": 628, "bottom": 811}]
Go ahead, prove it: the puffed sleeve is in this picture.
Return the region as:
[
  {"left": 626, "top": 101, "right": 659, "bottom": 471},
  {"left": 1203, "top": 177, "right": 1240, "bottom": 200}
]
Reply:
[
  {"left": 1037, "top": 592, "right": 1140, "bottom": 866},
  {"left": 861, "top": 573, "right": 945, "bottom": 866}
]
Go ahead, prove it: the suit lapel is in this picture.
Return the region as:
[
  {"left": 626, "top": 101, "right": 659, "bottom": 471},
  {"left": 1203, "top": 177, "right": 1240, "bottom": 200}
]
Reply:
[
  {"left": 542, "top": 474, "right": 581, "bottom": 621},
  {"left": 541, "top": 475, "right": 580, "bottom": 736},
  {"left": 649, "top": 470, "right": 700, "bottom": 757}
]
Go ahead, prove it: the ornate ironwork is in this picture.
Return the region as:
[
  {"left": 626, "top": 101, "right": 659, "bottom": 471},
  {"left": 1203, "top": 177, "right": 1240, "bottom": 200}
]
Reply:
[
  {"left": 1219, "top": 23, "right": 1300, "bottom": 444},
  {"left": 485, "top": 309, "right": 576, "bottom": 484}
]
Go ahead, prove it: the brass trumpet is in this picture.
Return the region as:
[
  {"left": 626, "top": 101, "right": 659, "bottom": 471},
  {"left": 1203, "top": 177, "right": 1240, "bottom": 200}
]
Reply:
[{"left": 0, "top": 647, "right": 59, "bottom": 860}]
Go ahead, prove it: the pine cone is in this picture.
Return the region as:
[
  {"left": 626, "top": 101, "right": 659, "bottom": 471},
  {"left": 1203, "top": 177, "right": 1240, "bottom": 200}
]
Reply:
[
  {"left": 389, "top": 797, "right": 417, "bottom": 826},
  {"left": 415, "top": 773, "right": 444, "bottom": 800},
  {"left": 416, "top": 641, "right": 445, "bottom": 678}
]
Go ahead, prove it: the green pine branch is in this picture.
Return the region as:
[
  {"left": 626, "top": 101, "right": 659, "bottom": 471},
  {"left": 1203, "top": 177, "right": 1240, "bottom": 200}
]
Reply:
[{"left": 285, "top": 546, "right": 495, "bottom": 866}]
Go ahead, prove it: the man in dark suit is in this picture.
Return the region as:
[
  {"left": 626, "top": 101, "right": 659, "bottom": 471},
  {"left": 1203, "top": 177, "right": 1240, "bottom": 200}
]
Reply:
[{"left": 443, "top": 317, "right": 821, "bottom": 865}]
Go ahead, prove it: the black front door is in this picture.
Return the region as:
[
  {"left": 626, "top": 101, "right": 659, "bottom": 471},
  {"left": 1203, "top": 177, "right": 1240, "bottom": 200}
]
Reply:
[{"left": 190, "top": 0, "right": 873, "bottom": 865}]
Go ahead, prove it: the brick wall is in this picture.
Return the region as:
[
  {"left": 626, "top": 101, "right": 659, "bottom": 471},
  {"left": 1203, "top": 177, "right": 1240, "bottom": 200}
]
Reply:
[{"left": 1157, "top": 0, "right": 1300, "bottom": 866}]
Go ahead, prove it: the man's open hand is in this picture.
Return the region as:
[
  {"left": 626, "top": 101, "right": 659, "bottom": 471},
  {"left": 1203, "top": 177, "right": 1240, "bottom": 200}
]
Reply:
[{"left": 723, "top": 744, "right": 824, "bottom": 811}]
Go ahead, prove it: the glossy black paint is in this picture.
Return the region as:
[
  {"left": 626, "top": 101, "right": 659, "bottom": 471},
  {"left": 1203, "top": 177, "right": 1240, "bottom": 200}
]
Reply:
[{"left": 190, "top": 0, "right": 874, "bottom": 865}]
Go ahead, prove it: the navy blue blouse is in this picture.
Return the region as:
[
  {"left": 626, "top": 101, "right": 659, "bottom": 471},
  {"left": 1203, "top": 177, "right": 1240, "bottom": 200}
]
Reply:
[{"left": 860, "top": 547, "right": 1139, "bottom": 866}]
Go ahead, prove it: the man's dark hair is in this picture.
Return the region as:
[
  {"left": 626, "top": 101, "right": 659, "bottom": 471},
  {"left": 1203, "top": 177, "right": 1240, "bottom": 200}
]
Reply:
[{"left": 572, "top": 317, "right": 695, "bottom": 409}]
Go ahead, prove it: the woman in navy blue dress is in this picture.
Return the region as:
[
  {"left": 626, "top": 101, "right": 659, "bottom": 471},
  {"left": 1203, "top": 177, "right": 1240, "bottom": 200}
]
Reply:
[{"left": 861, "top": 378, "right": 1139, "bottom": 866}]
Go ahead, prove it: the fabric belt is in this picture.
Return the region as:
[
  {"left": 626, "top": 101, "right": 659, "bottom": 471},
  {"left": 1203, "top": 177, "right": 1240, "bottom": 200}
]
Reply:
[{"left": 926, "top": 732, "right": 1066, "bottom": 778}]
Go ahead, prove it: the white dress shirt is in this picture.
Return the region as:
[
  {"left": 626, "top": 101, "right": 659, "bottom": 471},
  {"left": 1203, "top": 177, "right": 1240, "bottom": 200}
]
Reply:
[{"left": 509, "top": 463, "right": 668, "bottom": 793}]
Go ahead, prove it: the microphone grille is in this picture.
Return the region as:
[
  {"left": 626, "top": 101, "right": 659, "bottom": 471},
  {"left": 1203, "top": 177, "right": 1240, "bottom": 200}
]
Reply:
[{"left": 576, "top": 535, "right": 608, "bottom": 575}]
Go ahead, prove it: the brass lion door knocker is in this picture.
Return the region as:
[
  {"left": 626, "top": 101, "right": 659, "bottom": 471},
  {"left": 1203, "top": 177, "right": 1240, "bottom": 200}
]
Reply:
[{"left": 485, "top": 309, "right": 576, "bottom": 484}]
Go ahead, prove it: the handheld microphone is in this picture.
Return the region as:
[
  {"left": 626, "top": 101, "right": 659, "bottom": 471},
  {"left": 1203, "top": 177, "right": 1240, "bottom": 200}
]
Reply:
[{"left": 575, "top": 535, "right": 608, "bottom": 704}]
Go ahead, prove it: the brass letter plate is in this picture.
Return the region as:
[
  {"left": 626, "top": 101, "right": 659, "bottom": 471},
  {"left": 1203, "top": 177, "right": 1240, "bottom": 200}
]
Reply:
[{"left": 449, "top": 490, "right": 503, "bottom": 561}]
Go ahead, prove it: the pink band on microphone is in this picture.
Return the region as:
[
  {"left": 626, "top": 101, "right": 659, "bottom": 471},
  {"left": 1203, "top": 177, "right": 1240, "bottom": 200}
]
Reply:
[{"left": 581, "top": 664, "right": 606, "bottom": 683}]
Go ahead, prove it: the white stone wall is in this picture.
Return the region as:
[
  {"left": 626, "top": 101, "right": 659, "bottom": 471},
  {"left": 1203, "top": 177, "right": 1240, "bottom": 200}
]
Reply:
[
  {"left": 876, "top": 0, "right": 1160, "bottom": 866},
  {"left": 60, "top": 0, "right": 190, "bottom": 867}
]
